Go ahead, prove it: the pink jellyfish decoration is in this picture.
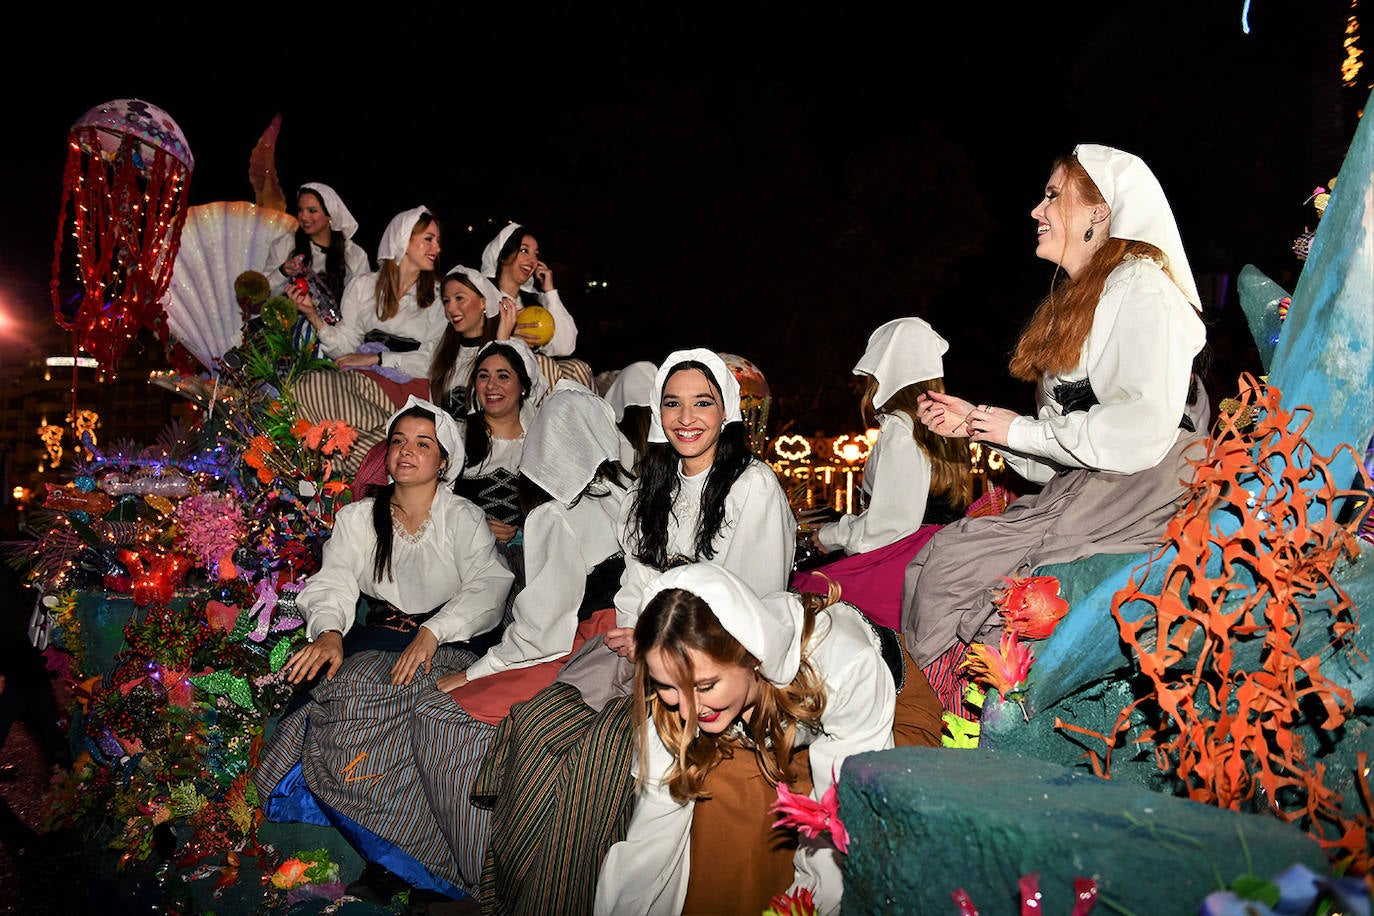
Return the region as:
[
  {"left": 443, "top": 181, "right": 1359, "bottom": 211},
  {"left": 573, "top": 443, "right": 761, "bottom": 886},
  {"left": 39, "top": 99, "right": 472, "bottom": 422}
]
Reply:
[{"left": 49, "top": 99, "right": 194, "bottom": 371}]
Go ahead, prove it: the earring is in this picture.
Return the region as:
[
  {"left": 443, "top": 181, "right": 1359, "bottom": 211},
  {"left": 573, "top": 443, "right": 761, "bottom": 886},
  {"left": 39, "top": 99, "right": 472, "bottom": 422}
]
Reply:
[{"left": 1083, "top": 225, "right": 1094, "bottom": 242}]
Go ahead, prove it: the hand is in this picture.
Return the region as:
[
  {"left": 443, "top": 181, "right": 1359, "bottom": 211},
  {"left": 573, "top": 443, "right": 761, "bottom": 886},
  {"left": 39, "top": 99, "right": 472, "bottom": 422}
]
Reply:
[
  {"left": 916, "top": 390, "right": 978, "bottom": 438},
  {"left": 496, "top": 296, "right": 518, "bottom": 340},
  {"left": 487, "top": 518, "right": 519, "bottom": 544},
  {"left": 436, "top": 670, "right": 469, "bottom": 692},
  {"left": 281, "top": 254, "right": 305, "bottom": 278},
  {"left": 965, "top": 402, "right": 1015, "bottom": 448},
  {"left": 534, "top": 260, "right": 554, "bottom": 292},
  {"left": 336, "top": 352, "right": 380, "bottom": 370},
  {"left": 283, "top": 630, "right": 344, "bottom": 684},
  {"left": 604, "top": 626, "right": 636, "bottom": 662},
  {"left": 390, "top": 626, "right": 439, "bottom": 686},
  {"left": 810, "top": 528, "right": 831, "bottom": 555},
  {"left": 287, "top": 284, "right": 321, "bottom": 324}
]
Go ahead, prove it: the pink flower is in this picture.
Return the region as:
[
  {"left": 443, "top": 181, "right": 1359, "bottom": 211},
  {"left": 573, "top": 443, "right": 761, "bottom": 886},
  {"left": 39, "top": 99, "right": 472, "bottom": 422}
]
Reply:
[
  {"left": 770, "top": 779, "right": 848, "bottom": 854},
  {"left": 961, "top": 630, "right": 1033, "bottom": 701}
]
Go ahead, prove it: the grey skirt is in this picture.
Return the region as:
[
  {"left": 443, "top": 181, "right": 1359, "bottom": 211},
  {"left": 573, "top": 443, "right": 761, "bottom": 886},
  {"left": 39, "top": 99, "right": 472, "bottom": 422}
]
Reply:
[{"left": 901, "top": 432, "right": 1208, "bottom": 668}]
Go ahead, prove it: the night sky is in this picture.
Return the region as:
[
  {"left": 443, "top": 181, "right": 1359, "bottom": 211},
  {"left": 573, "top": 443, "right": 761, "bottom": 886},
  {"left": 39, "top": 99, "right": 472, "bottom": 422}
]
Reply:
[{"left": 0, "top": 3, "right": 1366, "bottom": 435}]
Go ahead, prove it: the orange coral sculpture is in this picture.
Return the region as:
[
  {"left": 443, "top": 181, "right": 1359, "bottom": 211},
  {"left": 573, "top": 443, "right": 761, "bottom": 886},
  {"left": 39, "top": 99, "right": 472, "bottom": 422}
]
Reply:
[{"left": 1072, "top": 374, "right": 1372, "bottom": 874}]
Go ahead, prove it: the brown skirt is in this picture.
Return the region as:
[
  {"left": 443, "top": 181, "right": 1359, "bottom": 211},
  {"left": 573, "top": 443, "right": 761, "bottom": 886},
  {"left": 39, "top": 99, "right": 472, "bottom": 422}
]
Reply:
[{"left": 683, "top": 746, "right": 814, "bottom": 916}]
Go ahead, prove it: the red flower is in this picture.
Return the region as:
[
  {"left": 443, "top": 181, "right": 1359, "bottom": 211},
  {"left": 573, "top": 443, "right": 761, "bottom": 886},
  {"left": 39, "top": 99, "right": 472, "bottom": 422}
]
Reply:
[
  {"left": 763, "top": 887, "right": 817, "bottom": 916},
  {"left": 995, "top": 575, "right": 1068, "bottom": 639},
  {"left": 771, "top": 780, "right": 848, "bottom": 853}
]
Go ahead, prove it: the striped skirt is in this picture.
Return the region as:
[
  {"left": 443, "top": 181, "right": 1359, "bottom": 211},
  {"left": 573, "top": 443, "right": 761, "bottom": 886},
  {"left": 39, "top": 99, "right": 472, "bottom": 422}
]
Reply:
[
  {"left": 473, "top": 681, "right": 637, "bottom": 915},
  {"left": 253, "top": 646, "right": 485, "bottom": 897}
]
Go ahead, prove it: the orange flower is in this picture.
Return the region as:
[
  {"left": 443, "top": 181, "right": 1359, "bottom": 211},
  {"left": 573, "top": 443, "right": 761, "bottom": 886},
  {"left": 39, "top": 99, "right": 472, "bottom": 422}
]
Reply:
[
  {"left": 291, "top": 419, "right": 313, "bottom": 438},
  {"left": 995, "top": 575, "right": 1069, "bottom": 639},
  {"left": 270, "top": 857, "right": 310, "bottom": 889},
  {"left": 962, "top": 630, "right": 1033, "bottom": 702},
  {"left": 321, "top": 422, "right": 357, "bottom": 457}
]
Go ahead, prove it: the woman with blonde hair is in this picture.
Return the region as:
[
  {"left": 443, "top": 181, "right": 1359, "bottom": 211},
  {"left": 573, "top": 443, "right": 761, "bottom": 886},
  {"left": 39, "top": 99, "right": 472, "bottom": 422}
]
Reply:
[
  {"left": 288, "top": 205, "right": 446, "bottom": 476},
  {"left": 596, "top": 562, "right": 940, "bottom": 915}
]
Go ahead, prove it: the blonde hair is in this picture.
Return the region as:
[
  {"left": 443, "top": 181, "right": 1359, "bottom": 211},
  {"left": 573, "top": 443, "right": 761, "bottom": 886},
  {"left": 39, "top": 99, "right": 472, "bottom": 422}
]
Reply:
[{"left": 632, "top": 588, "right": 832, "bottom": 803}]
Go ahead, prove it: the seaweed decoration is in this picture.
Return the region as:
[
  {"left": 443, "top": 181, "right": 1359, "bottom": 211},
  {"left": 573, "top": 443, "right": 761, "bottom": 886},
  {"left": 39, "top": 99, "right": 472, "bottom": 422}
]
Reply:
[{"left": 1093, "top": 374, "right": 1371, "bottom": 872}]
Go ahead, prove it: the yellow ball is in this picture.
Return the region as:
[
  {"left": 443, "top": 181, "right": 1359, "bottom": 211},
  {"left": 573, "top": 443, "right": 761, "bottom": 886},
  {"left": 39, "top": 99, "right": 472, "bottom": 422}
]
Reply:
[{"left": 518, "top": 305, "right": 556, "bottom": 348}]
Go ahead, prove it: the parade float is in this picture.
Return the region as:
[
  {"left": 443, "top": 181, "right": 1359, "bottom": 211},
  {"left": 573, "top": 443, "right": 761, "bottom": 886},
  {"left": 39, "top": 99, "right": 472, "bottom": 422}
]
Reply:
[{"left": 10, "top": 80, "right": 1374, "bottom": 914}]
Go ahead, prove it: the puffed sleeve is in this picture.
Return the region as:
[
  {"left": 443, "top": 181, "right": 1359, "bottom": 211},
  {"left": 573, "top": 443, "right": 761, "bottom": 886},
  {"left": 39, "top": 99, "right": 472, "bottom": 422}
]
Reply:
[
  {"left": 1004, "top": 261, "right": 1204, "bottom": 474},
  {"left": 535, "top": 288, "right": 579, "bottom": 357},
  {"left": 818, "top": 413, "right": 930, "bottom": 554},
  {"left": 315, "top": 272, "right": 374, "bottom": 359},
  {"left": 464, "top": 503, "right": 585, "bottom": 680},
  {"left": 716, "top": 462, "right": 797, "bottom": 598},
  {"left": 614, "top": 487, "right": 652, "bottom": 628},
  {"left": 593, "top": 734, "right": 693, "bottom": 916},
  {"left": 790, "top": 613, "right": 897, "bottom": 914},
  {"left": 343, "top": 240, "right": 372, "bottom": 287},
  {"left": 421, "top": 498, "right": 514, "bottom": 644},
  {"left": 295, "top": 501, "right": 373, "bottom": 639},
  {"left": 263, "top": 233, "right": 297, "bottom": 297}
]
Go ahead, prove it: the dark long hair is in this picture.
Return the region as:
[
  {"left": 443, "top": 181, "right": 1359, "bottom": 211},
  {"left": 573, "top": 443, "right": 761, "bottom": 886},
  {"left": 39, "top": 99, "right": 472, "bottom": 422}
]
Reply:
[
  {"left": 429, "top": 273, "right": 499, "bottom": 405},
  {"left": 461, "top": 343, "right": 532, "bottom": 469},
  {"left": 630, "top": 361, "right": 752, "bottom": 569},
  {"left": 488, "top": 224, "right": 543, "bottom": 306},
  {"left": 618, "top": 405, "right": 652, "bottom": 477},
  {"left": 291, "top": 188, "right": 349, "bottom": 302},
  {"left": 369, "top": 405, "right": 449, "bottom": 582}
]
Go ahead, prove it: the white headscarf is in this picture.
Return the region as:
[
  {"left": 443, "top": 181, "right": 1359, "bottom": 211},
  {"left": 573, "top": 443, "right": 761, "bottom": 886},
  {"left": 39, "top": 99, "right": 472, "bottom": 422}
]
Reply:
[
  {"left": 605, "top": 361, "right": 658, "bottom": 421},
  {"left": 385, "top": 394, "right": 464, "bottom": 481},
  {"left": 445, "top": 264, "right": 503, "bottom": 318},
  {"left": 639, "top": 563, "right": 804, "bottom": 686},
  {"left": 1074, "top": 144, "right": 1200, "bottom": 308},
  {"left": 298, "top": 182, "right": 359, "bottom": 240},
  {"left": 480, "top": 222, "right": 536, "bottom": 292},
  {"left": 647, "top": 349, "right": 743, "bottom": 444},
  {"left": 469, "top": 338, "right": 548, "bottom": 413},
  {"left": 853, "top": 317, "right": 948, "bottom": 410},
  {"left": 521, "top": 379, "right": 621, "bottom": 505},
  {"left": 377, "top": 205, "right": 433, "bottom": 264}
]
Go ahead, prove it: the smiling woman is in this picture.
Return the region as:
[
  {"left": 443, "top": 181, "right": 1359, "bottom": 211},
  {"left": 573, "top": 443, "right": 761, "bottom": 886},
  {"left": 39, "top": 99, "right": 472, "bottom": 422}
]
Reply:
[{"left": 289, "top": 207, "right": 448, "bottom": 477}]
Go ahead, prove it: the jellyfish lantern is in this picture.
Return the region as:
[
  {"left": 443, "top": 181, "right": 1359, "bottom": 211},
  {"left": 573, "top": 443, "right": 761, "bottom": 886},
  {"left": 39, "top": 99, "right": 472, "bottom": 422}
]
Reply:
[
  {"left": 718, "top": 352, "right": 772, "bottom": 456},
  {"left": 50, "top": 99, "right": 194, "bottom": 371}
]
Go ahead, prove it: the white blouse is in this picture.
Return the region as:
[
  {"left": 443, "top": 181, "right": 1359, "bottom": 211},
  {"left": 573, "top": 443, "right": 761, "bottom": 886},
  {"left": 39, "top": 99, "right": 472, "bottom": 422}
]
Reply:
[
  {"left": 614, "top": 459, "right": 796, "bottom": 628},
  {"left": 817, "top": 411, "right": 931, "bottom": 555},
  {"left": 296, "top": 488, "right": 513, "bottom": 646},
  {"left": 263, "top": 233, "right": 371, "bottom": 298},
  {"left": 594, "top": 600, "right": 896, "bottom": 916},
  {"left": 314, "top": 272, "right": 447, "bottom": 380},
  {"left": 999, "top": 257, "right": 1206, "bottom": 484},
  {"left": 464, "top": 482, "right": 627, "bottom": 681}
]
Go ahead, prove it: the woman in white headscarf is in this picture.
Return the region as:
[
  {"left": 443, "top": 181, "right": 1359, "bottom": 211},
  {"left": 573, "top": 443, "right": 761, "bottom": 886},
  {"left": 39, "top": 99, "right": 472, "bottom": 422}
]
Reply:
[
  {"left": 482, "top": 221, "right": 596, "bottom": 390},
  {"left": 603, "top": 359, "right": 658, "bottom": 475},
  {"left": 594, "top": 563, "right": 899, "bottom": 916},
  {"left": 402, "top": 380, "right": 635, "bottom": 894},
  {"left": 901, "top": 144, "right": 1209, "bottom": 693},
  {"left": 792, "top": 318, "right": 975, "bottom": 633},
  {"left": 427, "top": 265, "right": 515, "bottom": 418},
  {"left": 253, "top": 396, "right": 513, "bottom": 906},
  {"left": 468, "top": 348, "right": 798, "bottom": 916},
  {"left": 263, "top": 181, "right": 372, "bottom": 309},
  {"left": 289, "top": 206, "right": 448, "bottom": 476}
]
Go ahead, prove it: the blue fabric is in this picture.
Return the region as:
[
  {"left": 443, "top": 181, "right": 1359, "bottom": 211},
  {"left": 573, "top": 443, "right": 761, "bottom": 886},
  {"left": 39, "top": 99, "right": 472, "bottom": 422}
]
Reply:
[{"left": 260, "top": 763, "right": 467, "bottom": 900}]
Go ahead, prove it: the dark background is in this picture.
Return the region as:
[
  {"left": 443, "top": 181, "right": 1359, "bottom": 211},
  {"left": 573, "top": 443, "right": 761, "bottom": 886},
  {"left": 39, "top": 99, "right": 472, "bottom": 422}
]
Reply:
[{"left": 0, "top": 3, "right": 1367, "bottom": 435}]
